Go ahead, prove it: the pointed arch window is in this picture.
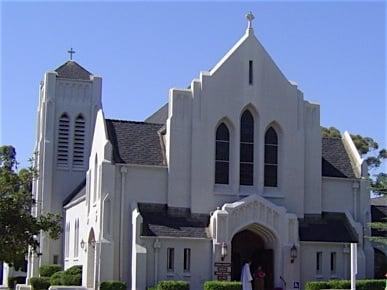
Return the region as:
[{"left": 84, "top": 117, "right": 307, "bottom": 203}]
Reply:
[
  {"left": 264, "top": 127, "right": 278, "bottom": 187},
  {"left": 215, "top": 123, "right": 230, "bottom": 184},
  {"left": 73, "top": 114, "right": 85, "bottom": 168},
  {"left": 240, "top": 111, "right": 254, "bottom": 185},
  {"left": 57, "top": 113, "right": 70, "bottom": 168}
]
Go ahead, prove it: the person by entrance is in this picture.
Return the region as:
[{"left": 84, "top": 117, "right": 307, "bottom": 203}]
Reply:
[
  {"left": 253, "top": 265, "right": 266, "bottom": 290},
  {"left": 241, "top": 260, "right": 253, "bottom": 290}
]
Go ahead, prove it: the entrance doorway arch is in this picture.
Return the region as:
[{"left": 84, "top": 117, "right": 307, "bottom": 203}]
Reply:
[
  {"left": 86, "top": 228, "right": 96, "bottom": 288},
  {"left": 231, "top": 227, "right": 275, "bottom": 290}
]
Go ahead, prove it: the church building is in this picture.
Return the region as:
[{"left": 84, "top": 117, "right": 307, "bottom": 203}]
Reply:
[{"left": 27, "top": 13, "right": 375, "bottom": 290}]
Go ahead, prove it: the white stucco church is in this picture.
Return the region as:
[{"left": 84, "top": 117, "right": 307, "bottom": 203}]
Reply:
[{"left": 26, "top": 13, "right": 376, "bottom": 290}]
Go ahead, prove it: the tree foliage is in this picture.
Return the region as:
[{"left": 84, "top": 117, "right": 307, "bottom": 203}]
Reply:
[{"left": 0, "top": 145, "right": 61, "bottom": 268}]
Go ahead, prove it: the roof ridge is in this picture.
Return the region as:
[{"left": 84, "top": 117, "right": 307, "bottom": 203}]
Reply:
[{"left": 106, "top": 118, "right": 162, "bottom": 126}]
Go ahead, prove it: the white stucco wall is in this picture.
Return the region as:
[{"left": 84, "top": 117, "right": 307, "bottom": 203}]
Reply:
[
  {"left": 64, "top": 199, "right": 87, "bottom": 270},
  {"left": 142, "top": 238, "right": 212, "bottom": 290},
  {"left": 300, "top": 242, "right": 351, "bottom": 289}
]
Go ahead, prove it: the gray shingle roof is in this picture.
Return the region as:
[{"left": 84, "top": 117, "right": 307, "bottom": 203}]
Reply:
[
  {"left": 145, "top": 103, "right": 168, "bottom": 124},
  {"left": 299, "top": 212, "right": 358, "bottom": 243},
  {"left": 63, "top": 179, "right": 86, "bottom": 206},
  {"left": 322, "top": 137, "right": 356, "bottom": 178},
  {"left": 138, "top": 203, "right": 211, "bottom": 238},
  {"left": 105, "top": 119, "right": 166, "bottom": 166},
  {"left": 55, "top": 61, "right": 92, "bottom": 80},
  {"left": 371, "top": 205, "right": 387, "bottom": 237}
]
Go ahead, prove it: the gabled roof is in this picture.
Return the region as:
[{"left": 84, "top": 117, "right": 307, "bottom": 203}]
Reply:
[
  {"left": 63, "top": 179, "right": 86, "bottom": 207},
  {"left": 299, "top": 212, "right": 358, "bottom": 243},
  {"left": 322, "top": 137, "right": 356, "bottom": 178},
  {"left": 145, "top": 103, "right": 168, "bottom": 124},
  {"left": 105, "top": 119, "right": 166, "bottom": 166},
  {"left": 55, "top": 61, "right": 92, "bottom": 80},
  {"left": 138, "top": 203, "right": 210, "bottom": 238}
]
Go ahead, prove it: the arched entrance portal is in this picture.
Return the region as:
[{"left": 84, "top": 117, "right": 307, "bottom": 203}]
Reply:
[
  {"left": 231, "top": 229, "right": 274, "bottom": 290},
  {"left": 86, "top": 229, "right": 96, "bottom": 288}
]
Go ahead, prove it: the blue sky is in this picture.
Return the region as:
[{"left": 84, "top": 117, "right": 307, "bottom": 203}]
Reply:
[{"left": 1, "top": 1, "right": 386, "bottom": 170}]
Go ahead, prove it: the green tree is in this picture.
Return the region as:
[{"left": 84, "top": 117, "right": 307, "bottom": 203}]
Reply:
[
  {"left": 322, "top": 127, "right": 387, "bottom": 244},
  {"left": 0, "top": 145, "right": 61, "bottom": 268}
]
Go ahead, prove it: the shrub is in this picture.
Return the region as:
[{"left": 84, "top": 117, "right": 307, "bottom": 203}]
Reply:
[
  {"left": 357, "top": 279, "right": 385, "bottom": 290},
  {"left": 157, "top": 281, "right": 189, "bottom": 290},
  {"left": 59, "top": 265, "right": 82, "bottom": 286},
  {"left": 204, "top": 281, "right": 242, "bottom": 290},
  {"left": 8, "top": 276, "right": 26, "bottom": 289},
  {"left": 305, "top": 281, "right": 332, "bottom": 290},
  {"left": 49, "top": 271, "right": 64, "bottom": 286},
  {"left": 100, "top": 280, "right": 127, "bottom": 290},
  {"left": 329, "top": 280, "right": 350, "bottom": 289},
  {"left": 29, "top": 277, "right": 51, "bottom": 290},
  {"left": 64, "top": 265, "right": 82, "bottom": 275},
  {"left": 305, "top": 279, "right": 385, "bottom": 290},
  {"left": 39, "top": 264, "right": 62, "bottom": 277}
]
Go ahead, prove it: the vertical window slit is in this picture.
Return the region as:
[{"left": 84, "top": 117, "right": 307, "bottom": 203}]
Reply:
[{"left": 249, "top": 60, "right": 253, "bottom": 85}]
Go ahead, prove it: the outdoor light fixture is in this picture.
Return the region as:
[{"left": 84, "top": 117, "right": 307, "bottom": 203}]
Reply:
[
  {"left": 80, "top": 239, "right": 85, "bottom": 249},
  {"left": 290, "top": 244, "right": 298, "bottom": 263},
  {"left": 221, "top": 242, "right": 228, "bottom": 261}
]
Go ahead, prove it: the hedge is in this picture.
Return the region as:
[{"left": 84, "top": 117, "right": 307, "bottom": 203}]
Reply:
[
  {"left": 305, "top": 279, "right": 385, "bottom": 290},
  {"left": 64, "top": 265, "right": 82, "bottom": 275},
  {"left": 157, "top": 280, "right": 189, "bottom": 290},
  {"left": 100, "top": 280, "right": 127, "bottom": 290},
  {"left": 29, "top": 277, "right": 51, "bottom": 290},
  {"left": 49, "top": 271, "right": 64, "bottom": 286},
  {"left": 39, "top": 264, "right": 62, "bottom": 278},
  {"left": 8, "top": 276, "right": 26, "bottom": 289},
  {"left": 204, "top": 281, "right": 242, "bottom": 290},
  {"left": 61, "top": 265, "right": 82, "bottom": 286}
]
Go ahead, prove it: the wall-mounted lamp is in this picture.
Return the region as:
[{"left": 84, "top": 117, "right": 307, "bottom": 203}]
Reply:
[
  {"left": 80, "top": 239, "right": 85, "bottom": 249},
  {"left": 290, "top": 244, "right": 297, "bottom": 263},
  {"left": 221, "top": 242, "right": 228, "bottom": 261}
]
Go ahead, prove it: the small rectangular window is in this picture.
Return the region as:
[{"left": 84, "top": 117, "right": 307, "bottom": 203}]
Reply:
[
  {"left": 184, "top": 248, "right": 191, "bottom": 272},
  {"left": 167, "top": 248, "right": 174, "bottom": 272},
  {"left": 53, "top": 255, "right": 59, "bottom": 265},
  {"left": 330, "top": 252, "right": 336, "bottom": 274},
  {"left": 316, "top": 252, "right": 322, "bottom": 275},
  {"left": 249, "top": 60, "right": 253, "bottom": 85}
]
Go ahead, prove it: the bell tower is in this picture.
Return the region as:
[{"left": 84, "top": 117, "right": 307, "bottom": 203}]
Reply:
[{"left": 28, "top": 57, "right": 102, "bottom": 278}]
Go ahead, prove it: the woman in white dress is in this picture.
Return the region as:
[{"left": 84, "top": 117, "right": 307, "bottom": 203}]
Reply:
[{"left": 241, "top": 261, "right": 253, "bottom": 290}]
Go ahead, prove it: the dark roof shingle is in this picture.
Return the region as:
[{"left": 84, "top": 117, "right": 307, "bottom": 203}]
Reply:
[
  {"left": 105, "top": 119, "right": 165, "bottom": 166},
  {"left": 299, "top": 212, "right": 358, "bottom": 243},
  {"left": 138, "top": 203, "right": 210, "bottom": 238},
  {"left": 55, "top": 61, "right": 92, "bottom": 80},
  {"left": 371, "top": 205, "right": 387, "bottom": 237},
  {"left": 63, "top": 179, "right": 86, "bottom": 206},
  {"left": 322, "top": 137, "right": 356, "bottom": 178}
]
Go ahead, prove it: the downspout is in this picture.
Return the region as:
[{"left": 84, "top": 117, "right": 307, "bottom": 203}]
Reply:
[
  {"left": 352, "top": 181, "right": 359, "bottom": 221},
  {"left": 119, "top": 166, "right": 128, "bottom": 280},
  {"left": 153, "top": 239, "right": 161, "bottom": 286}
]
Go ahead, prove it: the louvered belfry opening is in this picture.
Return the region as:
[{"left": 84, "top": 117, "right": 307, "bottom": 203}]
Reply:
[
  {"left": 73, "top": 114, "right": 85, "bottom": 168},
  {"left": 57, "top": 113, "right": 70, "bottom": 167}
]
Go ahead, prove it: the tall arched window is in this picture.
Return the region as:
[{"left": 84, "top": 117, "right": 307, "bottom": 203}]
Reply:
[
  {"left": 264, "top": 127, "right": 278, "bottom": 187},
  {"left": 74, "top": 219, "right": 79, "bottom": 257},
  {"left": 215, "top": 123, "right": 230, "bottom": 184},
  {"left": 93, "top": 155, "right": 98, "bottom": 203},
  {"left": 57, "top": 113, "right": 70, "bottom": 167},
  {"left": 240, "top": 111, "right": 254, "bottom": 185},
  {"left": 73, "top": 114, "right": 85, "bottom": 168}
]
